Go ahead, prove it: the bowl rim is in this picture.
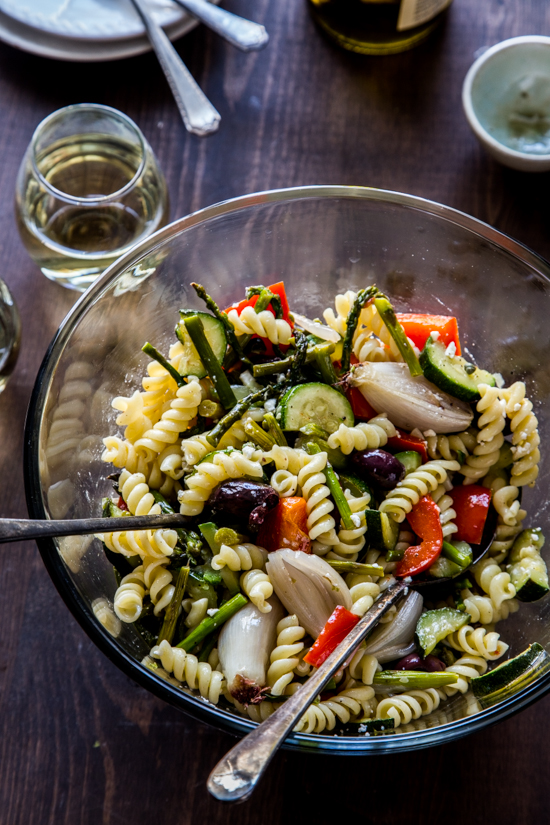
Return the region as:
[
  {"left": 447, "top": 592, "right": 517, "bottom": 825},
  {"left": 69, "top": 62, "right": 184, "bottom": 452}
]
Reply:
[
  {"left": 24, "top": 184, "right": 550, "bottom": 754},
  {"left": 462, "top": 35, "right": 550, "bottom": 162}
]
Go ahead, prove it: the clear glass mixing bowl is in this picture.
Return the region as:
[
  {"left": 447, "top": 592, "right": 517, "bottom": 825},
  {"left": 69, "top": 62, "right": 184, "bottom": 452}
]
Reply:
[{"left": 24, "top": 186, "right": 550, "bottom": 754}]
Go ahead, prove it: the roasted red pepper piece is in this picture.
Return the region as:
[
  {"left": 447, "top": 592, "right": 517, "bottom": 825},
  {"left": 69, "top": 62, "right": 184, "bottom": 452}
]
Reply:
[
  {"left": 396, "top": 313, "right": 461, "bottom": 356},
  {"left": 304, "top": 605, "right": 360, "bottom": 667},
  {"left": 386, "top": 428, "right": 429, "bottom": 464},
  {"left": 395, "top": 496, "right": 443, "bottom": 578},
  {"left": 345, "top": 387, "right": 377, "bottom": 422},
  {"left": 449, "top": 485, "right": 491, "bottom": 545},
  {"left": 257, "top": 496, "right": 311, "bottom": 553},
  {"left": 116, "top": 496, "right": 129, "bottom": 512}
]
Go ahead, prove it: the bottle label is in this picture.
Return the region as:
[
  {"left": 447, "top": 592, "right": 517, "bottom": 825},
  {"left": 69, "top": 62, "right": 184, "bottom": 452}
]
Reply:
[{"left": 397, "top": 0, "right": 452, "bottom": 31}]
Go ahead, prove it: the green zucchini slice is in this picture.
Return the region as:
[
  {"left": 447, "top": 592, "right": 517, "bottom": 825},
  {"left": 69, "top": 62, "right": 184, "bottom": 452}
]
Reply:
[
  {"left": 419, "top": 336, "right": 495, "bottom": 403},
  {"left": 365, "top": 509, "right": 399, "bottom": 554},
  {"left": 415, "top": 608, "right": 471, "bottom": 656},
  {"left": 175, "top": 310, "right": 227, "bottom": 379},
  {"left": 507, "top": 528, "right": 549, "bottom": 603},
  {"left": 471, "top": 643, "right": 550, "bottom": 708},
  {"left": 277, "top": 383, "right": 354, "bottom": 434}
]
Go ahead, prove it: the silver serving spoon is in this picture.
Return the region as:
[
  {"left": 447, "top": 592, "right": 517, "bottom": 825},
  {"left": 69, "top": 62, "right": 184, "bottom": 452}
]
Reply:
[
  {"left": 129, "top": 0, "right": 221, "bottom": 136},
  {"left": 0, "top": 514, "right": 189, "bottom": 543},
  {"left": 171, "top": 0, "right": 268, "bottom": 52},
  {"left": 207, "top": 512, "right": 497, "bottom": 802}
]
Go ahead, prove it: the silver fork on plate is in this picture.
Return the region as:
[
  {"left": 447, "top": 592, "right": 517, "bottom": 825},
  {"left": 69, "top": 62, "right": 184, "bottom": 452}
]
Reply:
[{"left": 129, "top": 0, "right": 221, "bottom": 136}]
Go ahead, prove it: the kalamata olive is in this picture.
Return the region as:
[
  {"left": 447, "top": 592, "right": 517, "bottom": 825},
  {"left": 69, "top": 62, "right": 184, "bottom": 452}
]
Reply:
[
  {"left": 350, "top": 448, "right": 406, "bottom": 491},
  {"left": 423, "top": 654, "right": 446, "bottom": 672},
  {"left": 208, "top": 480, "right": 279, "bottom": 532},
  {"left": 393, "top": 653, "right": 425, "bottom": 671}
]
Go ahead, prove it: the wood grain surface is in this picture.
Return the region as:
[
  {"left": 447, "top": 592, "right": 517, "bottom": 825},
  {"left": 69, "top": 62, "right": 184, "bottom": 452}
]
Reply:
[{"left": 0, "top": 1, "right": 549, "bottom": 823}]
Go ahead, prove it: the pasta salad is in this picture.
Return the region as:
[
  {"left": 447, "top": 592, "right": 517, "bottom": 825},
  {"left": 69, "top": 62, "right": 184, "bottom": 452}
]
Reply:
[{"left": 98, "top": 281, "right": 549, "bottom": 734}]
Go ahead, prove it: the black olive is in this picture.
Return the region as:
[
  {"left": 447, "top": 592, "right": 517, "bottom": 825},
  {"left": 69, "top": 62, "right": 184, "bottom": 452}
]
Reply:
[
  {"left": 349, "top": 448, "right": 406, "bottom": 491},
  {"left": 208, "top": 480, "right": 279, "bottom": 532}
]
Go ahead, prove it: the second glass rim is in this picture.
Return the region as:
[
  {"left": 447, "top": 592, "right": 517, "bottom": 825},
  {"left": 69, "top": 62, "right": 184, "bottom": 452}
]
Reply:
[{"left": 30, "top": 102, "right": 147, "bottom": 206}]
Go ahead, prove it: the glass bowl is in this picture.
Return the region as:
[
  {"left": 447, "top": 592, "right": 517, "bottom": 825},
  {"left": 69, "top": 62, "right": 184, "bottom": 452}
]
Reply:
[{"left": 24, "top": 185, "right": 550, "bottom": 754}]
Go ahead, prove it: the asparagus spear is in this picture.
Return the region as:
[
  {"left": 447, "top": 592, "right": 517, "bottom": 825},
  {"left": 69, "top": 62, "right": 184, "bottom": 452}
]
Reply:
[
  {"left": 252, "top": 342, "right": 335, "bottom": 378},
  {"left": 314, "top": 348, "right": 343, "bottom": 393},
  {"left": 182, "top": 314, "right": 237, "bottom": 410},
  {"left": 142, "top": 342, "right": 184, "bottom": 387},
  {"left": 373, "top": 296, "right": 423, "bottom": 377},
  {"left": 373, "top": 671, "right": 458, "bottom": 690},
  {"left": 305, "top": 442, "right": 355, "bottom": 531},
  {"left": 263, "top": 412, "right": 288, "bottom": 447},
  {"left": 340, "top": 286, "right": 380, "bottom": 374},
  {"left": 327, "top": 561, "right": 384, "bottom": 577},
  {"left": 176, "top": 593, "right": 248, "bottom": 652},
  {"left": 205, "top": 387, "right": 267, "bottom": 447},
  {"left": 442, "top": 540, "right": 473, "bottom": 569},
  {"left": 243, "top": 418, "right": 277, "bottom": 450},
  {"left": 157, "top": 566, "right": 189, "bottom": 645}
]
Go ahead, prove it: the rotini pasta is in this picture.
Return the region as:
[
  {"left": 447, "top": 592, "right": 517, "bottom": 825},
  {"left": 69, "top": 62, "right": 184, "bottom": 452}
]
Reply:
[
  {"left": 135, "top": 379, "right": 203, "bottom": 459},
  {"left": 445, "top": 625, "right": 509, "bottom": 661},
  {"left": 113, "top": 566, "right": 146, "bottom": 622},
  {"left": 327, "top": 414, "right": 396, "bottom": 455},
  {"left": 297, "top": 452, "right": 337, "bottom": 542},
  {"left": 149, "top": 640, "right": 225, "bottom": 703},
  {"left": 440, "top": 655, "right": 488, "bottom": 697},
  {"left": 294, "top": 685, "right": 376, "bottom": 733},
  {"left": 240, "top": 569, "right": 273, "bottom": 612},
  {"left": 501, "top": 381, "right": 540, "bottom": 487},
  {"left": 211, "top": 542, "right": 267, "bottom": 572},
  {"left": 226, "top": 305, "right": 293, "bottom": 345},
  {"left": 178, "top": 449, "right": 263, "bottom": 516},
  {"left": 267, "top": 615, "right": 307, "bottom": 695},
  {"left": 472, "top": 557, "right": 516, "bottom": 611},
  {"left": 379, "top": 459, "right": 460, "bottom": 522},
  {"left": 375, "top": 688, "right": 442, "bottom": 728},
  {"left": 460, "top": 385, "right": 505, "bottom": 484},
  {"left": 432, "top": 481, "right": 458, "bottom": 538},
  {"left": 270, "top": 469, "right": 298, "bottom": 497}
]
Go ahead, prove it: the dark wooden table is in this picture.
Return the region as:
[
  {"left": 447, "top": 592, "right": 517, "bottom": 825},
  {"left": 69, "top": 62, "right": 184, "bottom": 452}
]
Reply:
[{"left": 1, "top": 1, "right": 549, "bottom": 822}]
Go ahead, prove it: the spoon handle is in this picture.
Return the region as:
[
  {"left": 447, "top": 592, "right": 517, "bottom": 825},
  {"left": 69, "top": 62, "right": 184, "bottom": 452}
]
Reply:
[
  {"left": 171, "top": 0, "right": 268, "bottom": 52},
  {"left": 130, "top": 0, "right": 220, "bottom": 136},
  {"left": 207, "top": 581, "right": 409, "bottom": 803},
  {"left": 0, "top": 514, "right": 189, "bottom": 543}
]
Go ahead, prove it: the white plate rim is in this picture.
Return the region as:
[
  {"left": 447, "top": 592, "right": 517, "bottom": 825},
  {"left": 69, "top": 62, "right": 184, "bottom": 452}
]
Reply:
[{"left": 0, "top": 3, "right": 218, "bottom": 61}]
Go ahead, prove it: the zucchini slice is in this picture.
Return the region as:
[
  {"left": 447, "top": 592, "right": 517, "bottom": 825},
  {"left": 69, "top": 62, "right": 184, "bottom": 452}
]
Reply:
[
  {"left": 507, "top": 528, "right": 549, "bottom": 603},
  {"left": 415, "top": 608, "right": 471, "bottom": 656},
  {"left": 175, "top": 310, "right": 227, "bottom": 379},
  {"left": 471, "top": 643, "right": 550, "bottom": 708},
  {"left": 365, "top": 509, "right": 399, "bottom": 554},
  {"left": 372, "top": 671, "right": 459, "bottom": 691},
  {"left": 338, "top": 472, "right": 373, "bottom": 501},
  {"left": 394, "top": 450, "right": 422, "bottom": 475},
  {"left": 277, "top": 383, "right": 354, "bottom": 434},
  {"left": 419, "top": 336, "right": 495, "bottom": 403}
]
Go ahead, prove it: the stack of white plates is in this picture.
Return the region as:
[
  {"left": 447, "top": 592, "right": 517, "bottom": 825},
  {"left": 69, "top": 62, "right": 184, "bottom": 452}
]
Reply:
[{"left": 0, "top": 0, "right": 217, "bottom": 61}]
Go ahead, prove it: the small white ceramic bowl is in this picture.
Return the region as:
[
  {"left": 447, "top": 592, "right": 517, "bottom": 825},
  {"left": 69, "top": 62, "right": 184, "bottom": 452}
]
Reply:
[{"left": 463, "top": 35, "right": 550, "bottom": 172}]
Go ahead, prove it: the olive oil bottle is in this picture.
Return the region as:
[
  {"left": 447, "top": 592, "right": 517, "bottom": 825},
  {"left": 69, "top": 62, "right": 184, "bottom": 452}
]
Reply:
[{"left": 308, "top": 0, "right": 453, "bottom": 55}]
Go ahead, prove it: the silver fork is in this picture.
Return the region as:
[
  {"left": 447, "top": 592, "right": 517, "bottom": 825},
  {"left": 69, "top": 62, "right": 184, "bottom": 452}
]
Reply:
[{"left": 129, "top": 0, "right": 221, "bottom": 136}]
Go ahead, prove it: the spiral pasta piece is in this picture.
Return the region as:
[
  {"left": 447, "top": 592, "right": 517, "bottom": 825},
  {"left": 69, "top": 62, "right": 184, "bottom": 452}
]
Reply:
[
  {"left": 482, "top": 472, "right": 526, "bottom": 563},
  {"left": 135, "top": 380, "right": 203, "bottom": 459},
  {"left": 182, "top": 597, "right": 209, "bottom": 628},
  {"left": 322, "top": 290, "right": 358, "bottom": 337},
  {"left": 92, "top": 598, "right": 121, "bottom": 638},
  {"left": 432, "top": 482, "right": 458, "bottom": 539},
  {"left": 240, "top": 569, "right": 273, "bottom": 613},
  {"left": 445, "top": 625, "right": 509, "bottom": 661},
  {"left": 353, "top": 330, "right": 391, "bottom": 363},
  {"left": 181, "top": 433, "right": 214, "bottom": 467},
  {"left": 347, "top": 573, "right": 381, "bottom": 617},
  {"left": 360, "top": 302, "right": 419, "bottom": 361},
  {"left": 327, "top": 414, "right": 396, "bottom": 455},
  {"left": 379, "top": 459, "right": 460, "bottom": 523},
  {"left": 141, "top": 359, "right": 178, "bottom": 425},
  {"left": 211, "top": 542, "right": 267, "bottom": 572},
  {"left": 326, "top": 489, "right": 370, "bottom": 561},
  {"left": 253, "top": 445, "right": 310, "bottom": 475},
  {"left": 375, "top": 688, "right": 442, "bottom": 728},
  {"left": 294, "top": 686, "right": 376, "bottom": 733},
  {"left": 113, "top": 565, "right": 146, "bottom": 622},
  {"left": 142, "top": 556, "right": 174, "bottom": 615},
  {"left": 501, "top": 382, "right": 540, "bottom": 487},
  {"left": 270, "top": 469, "right": 298, "bottom": 497},
  {"left": 112, "top": 390, "right": 152, "bottom": 443},
  {"left": 158, "top": 442, "right": 185, "bottom": 480},
  {"left": 226, "top": 306, "right": 293, "bottom": 345},
  {"left": 425, "top": 429, "right": 477, "bottom": 462},
  {"left": 461, "top": 588, "right": 519, "bottom": 625},
  {"left": 347, "top": 648, "right": 380, "bottom": 685},
  {"left": 150, "top": 640, "right": 225, "bottom": 704},
  {"left": 178, "top": 449, "right": 263, "bottom": 516},
  {"left": 267, "top": 615, "right": 307, "bottom": 695},
  {"left": 441, "top": 655, "right": 488, "bottom": 696},
  {"left": 101, "top": 436, "right": 151, "bottom": 476},
  {"left": 461, "top": 385, "right": 505, "bottom": 484},
  {"left": 472, "top": 557, "right": 516, "bottom": 611},
  {"left": 297, "top": 452, "right": 337, "bottom": 542}
]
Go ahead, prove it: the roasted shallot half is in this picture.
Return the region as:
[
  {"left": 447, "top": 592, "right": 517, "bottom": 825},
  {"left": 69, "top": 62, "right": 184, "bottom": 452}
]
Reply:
[
  {"left": 266, "top": 549, "right": 352, "bottom": 639},
  {"left": 351, "top": 362, "right": 473, "bottom": 433}
]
